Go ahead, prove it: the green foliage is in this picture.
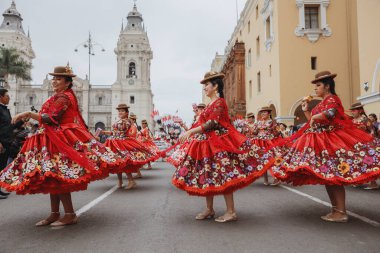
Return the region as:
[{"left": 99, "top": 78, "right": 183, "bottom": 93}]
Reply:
[{"left": 0, "top": 47, "right": 32, "bottom": 82}]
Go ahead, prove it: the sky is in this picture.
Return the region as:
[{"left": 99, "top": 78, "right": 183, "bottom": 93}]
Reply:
[{"left": 0, "top": 0, "right": 246, "bottom": 124}]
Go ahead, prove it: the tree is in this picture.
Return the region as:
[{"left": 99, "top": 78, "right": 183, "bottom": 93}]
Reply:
[{"left": 0, "top": 47, "right": 32, "bottom": 88}]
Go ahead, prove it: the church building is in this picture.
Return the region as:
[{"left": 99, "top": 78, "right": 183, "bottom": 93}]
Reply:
[{"left": 0, "top": 1, "right": 155, "bottom": 131}]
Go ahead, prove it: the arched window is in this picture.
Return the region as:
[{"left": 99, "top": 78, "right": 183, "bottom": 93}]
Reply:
[{"left": 129, "top": 62, "right": 136, "bottom": 77}]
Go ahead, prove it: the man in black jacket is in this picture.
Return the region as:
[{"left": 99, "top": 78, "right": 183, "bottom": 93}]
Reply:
[{"left": 0, "top": 88, "right": 24, "bottom": 199}]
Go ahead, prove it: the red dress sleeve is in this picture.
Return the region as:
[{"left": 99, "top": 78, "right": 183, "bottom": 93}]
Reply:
[
  {"left": 202, "top": 99, "right": 228, "bottom": 132},
  {"left": 40, "top": 94, "right": 71, "bottom": 125}
]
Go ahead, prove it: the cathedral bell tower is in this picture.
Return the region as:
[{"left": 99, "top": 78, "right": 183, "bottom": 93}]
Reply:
[
  {"left": 112, "top": 3, "right": 154, "bottom": 126},
  {"left": 0, "top": 0, "right": 35, "bottom": 115}
]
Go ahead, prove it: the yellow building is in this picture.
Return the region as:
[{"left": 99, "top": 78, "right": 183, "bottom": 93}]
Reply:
[
  {"left": 210, "top": 0, "right": 379, "bottom": 125},
  {"left": 356, "top": 0, "right": 380, "bottom": 115}
]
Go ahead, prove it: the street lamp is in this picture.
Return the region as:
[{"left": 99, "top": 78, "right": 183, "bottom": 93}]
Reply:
[{"left": 74, "top": 32, "right": 105, "bottom": 84}]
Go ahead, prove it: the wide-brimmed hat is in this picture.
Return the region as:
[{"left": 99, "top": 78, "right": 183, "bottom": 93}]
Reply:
[
  {"left": 49, "top": 64, "right": 76, "bottom": 77},
  {"left": 129, "top": 113, "right": 137, "bottom": 120},
  {"left": 258, "top": 106, "right": 272, "bottom": 113},
  {"left": 197, "top": 103, "right": 206, "bottom": 108},
  {"left": 200, "top": 71, "right": 225, "bottom": 84},
  {"left": 349, "top": 102, "right": 364, "bottom": 110},
  {"left": 246, "top": 112, "right": 255, "bottom": 118},
  {"left": 141, "top": 119, "right": 148, "bottom": 124},
  {"left": 311, "top": 71, "right": 337, "bottom": 84},
  {"left": 116, "top": 104, "right": 129, "bottom": 110}
]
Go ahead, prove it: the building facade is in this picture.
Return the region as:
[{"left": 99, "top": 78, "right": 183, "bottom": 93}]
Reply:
[
  {"left": 209, "top": 0, "right": 378, "bottom": 125},
  {"left": 0, "top": 1, "right": 154, "bottom": 131}
]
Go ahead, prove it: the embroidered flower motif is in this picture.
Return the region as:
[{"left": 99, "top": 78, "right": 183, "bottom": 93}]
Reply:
[
  {"left": 274, "top": 157, "right": 283, "bottom": 166},
  {"left": 363, "top": 156, "right": 374, "bottom": 165},
  {"left": 179, "top": 167, "right": 188, "bottom": 177},
  {"left": 338, "top": 162, "right": 350, "bottom": 175},
  {"left": 199, "top": 175, "right": 206, "bottom": 184},
  {"left": 319, "top": 165, "right": 329, "bottom": 173}
]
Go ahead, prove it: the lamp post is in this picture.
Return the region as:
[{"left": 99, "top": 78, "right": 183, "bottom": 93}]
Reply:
[{"left": 74, "top": 32, "right": 105, "bottom": 84}]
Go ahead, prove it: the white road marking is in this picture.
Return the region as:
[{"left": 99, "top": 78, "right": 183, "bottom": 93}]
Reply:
[
  {"left": 50, "top": 185, "right": 119, "bottom": 230},
  {"left": 76, "top": 185, "right": 118, "bottom": 217},
  {"left": 280, "top": 185, "right": 380, "bottom": 227}
]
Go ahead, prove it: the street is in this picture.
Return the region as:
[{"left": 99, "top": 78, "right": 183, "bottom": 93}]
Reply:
[{"left": 0, "top": 162, "right": 379, "bottom": 253}]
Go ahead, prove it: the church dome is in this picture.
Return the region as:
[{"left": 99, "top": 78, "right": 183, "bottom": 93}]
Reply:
[
  {"left": 128, "top": 4, "right": 143, "bottom": 19},
  {"left": 3, "top": 1, "right": 22, "bottom": 19}
]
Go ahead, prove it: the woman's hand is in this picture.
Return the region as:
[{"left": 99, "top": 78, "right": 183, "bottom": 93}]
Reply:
[
  {"left": 301, "top": 101, "right": 309, "bottom": 112},
  {"left": 179, "top": 130, "right": 193, "bottom": 143},
  {"left": 310, "top": 115, "right": 317, "bottom": 127},
  {"left": 12, "top": 112, "right": 30, "bottom": 124}
]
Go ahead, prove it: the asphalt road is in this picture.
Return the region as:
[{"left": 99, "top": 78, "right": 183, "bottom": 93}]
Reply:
[{"left": 0, "top": 162, "right": 379, "bottom": 253}]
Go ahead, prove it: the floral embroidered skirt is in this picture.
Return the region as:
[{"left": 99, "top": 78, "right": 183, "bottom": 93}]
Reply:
[
  {"left": 0, "top": 126, "right": 121, "bottom": 195},
  {"left": 140, "top": 140, "right": 161, "bottom": 156},
  {"left": 269, "top": 126, "right": 380, "bottom": 186},
  {"left": 104, "top": 137, "right": 159, "bottom": 174},
  {"left": 168, "top": 132, "right": 270, "bottom": 196}
]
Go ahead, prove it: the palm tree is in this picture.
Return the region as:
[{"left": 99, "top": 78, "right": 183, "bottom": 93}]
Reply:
[{"left": 0, "top": 47, "right": 32, "bottom": 88}]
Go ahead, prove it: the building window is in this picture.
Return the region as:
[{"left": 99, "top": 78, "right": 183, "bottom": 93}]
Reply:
[
  {"left": 128, "top": 62, "right": 136, "bottom": 77},
  {"left": 249, "top": 80, "right": 252, "bottom": 99},
  {"left": 248, "top": 49, "right": 252, "bottom": 67},
  {"left": 257, "top": 72, "right": 261, "bottom": 93},
  {"left": 29, "top": 96, "right": 34, "bottom": 105},
  {"left": 295, "top": 0, "right": 332, "bottom": 43},
  {"left": 269, "top": 65, "right": 272, "bottom": 77},
  {"left": 256, "top": 5, "right": 259, "bottom": 19},
  {"left": 6, "top": 22, "right": 10, "bottom": 26},
  {"left": 256, "top": 36, "right": 260, "bottom": 58},
  {"left": 311, "top": 57, "right": 317, "bottom": 70},
  {"left": 98, "top": 97, "right": 103, "bottom": 105},
  {"left": 305, "top": 6, "right": 319, "bottom": 29},
  {"left": 130, "top": 96, "right": 135, "bottom": 104},
  {"left": 261, "top": 0, "right": 274, "bottom": 51},
  {"left": 266, "top": 17, "right": 271, "bottom": 40},
  {"left": 248, "top": 21, "right": 251, "bottom": 33}
]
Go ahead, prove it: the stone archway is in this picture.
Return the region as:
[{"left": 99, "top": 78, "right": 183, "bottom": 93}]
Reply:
[
  {"left": 293, "top": 99, "right": 321, "bottom": 126},
  {"left": 269, "top": 104, "right": 277, "bottom": 118}
]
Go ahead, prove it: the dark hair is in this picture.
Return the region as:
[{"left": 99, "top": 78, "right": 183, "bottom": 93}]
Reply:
[
  {"left": 321, "top": 77, "right": 337, "bottom": 95},
  {"left": 0, "top": 88, "right": 8, "bottom": 97},
  {"left": 210, "top": 77, "right": 224, "bottom": 98},
  {"left": 369, "top": 113, "right": 378, "bottom": 121},
  {"left": 279, "top": 123, "right": 287, "bottom": 128},
  {"left": 64, "top": 76, "right": 73, "bottom": 89}
]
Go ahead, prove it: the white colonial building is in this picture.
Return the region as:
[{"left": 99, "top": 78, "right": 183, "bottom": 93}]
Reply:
[{"left": 0, "top": 1, "right": 154, "bottom": 131}]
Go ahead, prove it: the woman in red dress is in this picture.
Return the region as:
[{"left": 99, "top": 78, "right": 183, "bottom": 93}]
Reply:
[
  {"left": 349, "top": 102, "right": 379, "bottom": 190},
  {"left": 270, "top": 71, "right": 380, "bottom": 222},
  {"left": 0, "top": 65, "right": 120, "bottom": 226},
  {"left": 244, "top": 108, "right": 281, "bottom": 186},
  {"left": 138, "top": 119, "right": 160, "bottom": 170},
  {"left": 168, "top": 71, "right": 269, "bottom": 223},
  {"left": 102, "top": 105, "right": 158, "bottom": 189}
]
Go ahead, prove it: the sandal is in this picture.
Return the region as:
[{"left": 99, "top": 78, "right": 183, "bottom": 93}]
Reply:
[
  {"left": 35, "top": 212, "right": 60, "bottom": 227},
  {"left": 125, "top": 180, "right": 137, "bottom": 190},
  {"left": 50, "top": 213, "right": 78, "bottom": 227},
  {"left": 195, "top": 209, "right": 215, "bottom": 220},
  {"left": 363, "top": 185, "right": 379, "bottom": 190},
  {"left": 320, "top": 208, "right": 348, "bottom": 223},
  {"left": 270, "top": 180, "right": 281, "bottom": 186},
  {"left": 215, "top": 212, "right": 238, "bottom": 223}
]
